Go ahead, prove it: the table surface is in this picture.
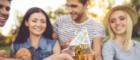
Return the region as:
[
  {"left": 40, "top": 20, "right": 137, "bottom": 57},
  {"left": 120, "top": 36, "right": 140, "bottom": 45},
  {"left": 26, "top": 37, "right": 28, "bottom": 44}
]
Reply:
[{"left": 0, "top": 57, "right": 21, "bottom": 60}]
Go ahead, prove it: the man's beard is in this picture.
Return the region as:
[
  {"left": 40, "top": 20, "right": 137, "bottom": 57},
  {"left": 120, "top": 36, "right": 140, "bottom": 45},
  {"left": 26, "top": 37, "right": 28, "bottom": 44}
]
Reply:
[{"left": 70, "top": 12, "right": 84, "bottom": 21}]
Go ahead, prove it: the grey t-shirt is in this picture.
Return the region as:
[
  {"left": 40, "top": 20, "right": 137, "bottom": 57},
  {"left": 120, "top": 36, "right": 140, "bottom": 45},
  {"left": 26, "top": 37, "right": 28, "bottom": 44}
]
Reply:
[
  {"left": 102, "top": 40, "right": 140, "bottom": 60},
  {"left": 53, "top": 15, "right": 105, "bottom": 45}
]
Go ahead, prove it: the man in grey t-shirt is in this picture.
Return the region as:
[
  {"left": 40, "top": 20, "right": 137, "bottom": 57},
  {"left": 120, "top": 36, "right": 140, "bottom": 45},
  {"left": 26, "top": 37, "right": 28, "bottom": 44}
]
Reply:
[{"left": 53, "top": 0, "right": 105, "bottom": 60}]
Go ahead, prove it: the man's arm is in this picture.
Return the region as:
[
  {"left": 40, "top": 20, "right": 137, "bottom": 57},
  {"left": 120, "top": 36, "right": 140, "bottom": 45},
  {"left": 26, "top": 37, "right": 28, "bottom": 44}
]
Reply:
[
  {"left": 53, "top": 41, "right": 61, "bottom": 54},
  {"left": 93, "top": 37, "right": 104, "bottom": 60},
  {"left": 52, "top": 32, "right": 59, "bottom": 40}
]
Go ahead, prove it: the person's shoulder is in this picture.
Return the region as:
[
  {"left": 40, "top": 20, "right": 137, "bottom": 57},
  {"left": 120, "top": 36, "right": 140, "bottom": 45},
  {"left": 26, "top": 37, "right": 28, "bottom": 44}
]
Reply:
[
  {"left": 88, "top": 18, "right": 100, "bottom": 23},
  {"left": 88, "top": 18, "right": 104, "bottom": 26},
  {"left": 103, "top": 40, "right": 115, "bottom": 48},
  {"left": 56, "top": 15, "right": 71, "bottom": 21},
  {"left": 12, "top": 42, "right": 26, "bottom": 50},
  {"left": 54, "top": 15, "right": 71, "bottom": 24},
  {"left": 42, "top": 38, "right": 56, "bottom": 44},
  {"left": 133, "top": 40, "right": 140, "bottom": 48},
  {"left": 13, "top": 42, "right": 24, "bottom": 46},
  {"left": 47, "top": 38, "right": 55, "bottom": 42},
  {"left": 104, "top": 40, "right": 113, "bottom": 45}
]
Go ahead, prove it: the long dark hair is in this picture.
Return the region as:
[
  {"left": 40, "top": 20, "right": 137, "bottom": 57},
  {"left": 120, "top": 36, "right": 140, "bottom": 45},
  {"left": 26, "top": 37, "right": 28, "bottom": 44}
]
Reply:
[
  {"left": 79, "top": 0, "right": 89, "bottom": 5},
  {"left": 14, "top": 7, "right": 53, "bottom": 43}
]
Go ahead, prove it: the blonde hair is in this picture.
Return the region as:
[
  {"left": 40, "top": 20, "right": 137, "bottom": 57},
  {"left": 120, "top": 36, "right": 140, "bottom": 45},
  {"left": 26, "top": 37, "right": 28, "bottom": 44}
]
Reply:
[{"left": 104, "top": 5, "right": 138, "bottom": 50}]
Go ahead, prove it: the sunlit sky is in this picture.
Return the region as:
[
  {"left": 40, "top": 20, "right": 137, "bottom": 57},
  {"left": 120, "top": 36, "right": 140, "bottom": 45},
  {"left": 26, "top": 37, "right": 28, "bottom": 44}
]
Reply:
[{"left": 1, "top": 0, "right": 131, "bottom": 36}]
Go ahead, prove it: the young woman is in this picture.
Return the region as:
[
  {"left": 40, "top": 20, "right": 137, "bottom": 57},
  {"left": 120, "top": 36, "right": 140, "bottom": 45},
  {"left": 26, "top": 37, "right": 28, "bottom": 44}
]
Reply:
[
  {"left": 11, "top": 7, "right": 60, "bottom": 60},
  {"left": 103, "top": 5, "right": 140, "bottom": 60}
]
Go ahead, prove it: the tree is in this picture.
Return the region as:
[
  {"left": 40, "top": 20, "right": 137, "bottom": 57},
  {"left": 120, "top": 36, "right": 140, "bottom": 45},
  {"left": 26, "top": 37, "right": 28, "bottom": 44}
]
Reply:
[{"left": 132, "top": 0, "right": 140, "bottom": 38}]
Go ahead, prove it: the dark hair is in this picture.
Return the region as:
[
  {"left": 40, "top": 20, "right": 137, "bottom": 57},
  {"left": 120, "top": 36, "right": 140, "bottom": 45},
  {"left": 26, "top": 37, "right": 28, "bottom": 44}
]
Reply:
[
  {"left": 136, "top": 4, "right": 140, "bottom": 12},
  {"left": 79, "top": 0, "right": 89, "bottom": 5},
  {"left": 14, "top": 7, "right": 53, "bottom": 43},
  {"left": 8, "top": 0, "right": 12, "bottom": 3}
]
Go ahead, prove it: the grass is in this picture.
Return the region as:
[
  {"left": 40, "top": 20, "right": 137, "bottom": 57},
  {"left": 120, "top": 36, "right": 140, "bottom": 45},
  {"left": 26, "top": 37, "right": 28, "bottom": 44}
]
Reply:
[{"left": 0, "top": 46, "right": 11, "bottom": 55}]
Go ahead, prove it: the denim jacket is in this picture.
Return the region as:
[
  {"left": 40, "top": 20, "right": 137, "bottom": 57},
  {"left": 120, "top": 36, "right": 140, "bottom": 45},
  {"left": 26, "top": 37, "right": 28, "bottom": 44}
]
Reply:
[{"left": 11, "top": 37, "right": 55, "bottom": 60}]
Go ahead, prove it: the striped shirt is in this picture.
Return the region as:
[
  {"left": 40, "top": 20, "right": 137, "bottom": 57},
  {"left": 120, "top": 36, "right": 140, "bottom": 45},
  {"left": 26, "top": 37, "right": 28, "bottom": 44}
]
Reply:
[{"left": 53, "top": 15, "right": 105, "bottom": 45}]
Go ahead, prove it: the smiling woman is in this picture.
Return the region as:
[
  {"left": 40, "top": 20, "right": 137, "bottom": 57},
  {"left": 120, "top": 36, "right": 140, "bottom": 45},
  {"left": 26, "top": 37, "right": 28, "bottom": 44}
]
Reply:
[
  {"left": 102, "top": 5, "right": 140, "bottom": 60},
  {"left": 25, "top": 11, "right": 47, "bottom": 37},
  {"left": 11, "top": 7, "right": 60, "bottom": 60}
]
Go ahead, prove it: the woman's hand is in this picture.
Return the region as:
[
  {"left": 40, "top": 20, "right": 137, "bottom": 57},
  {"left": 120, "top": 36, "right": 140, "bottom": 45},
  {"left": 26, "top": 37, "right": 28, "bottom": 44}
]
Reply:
[
  {"left": 43, "top": 53, "right": 74, "bottom": 60},
  {"left": 0, "top": 50, "right": 8, "bottom": 57},
  {"left": 15, "top": 48, "right": 32, "bottom": 60},
  {"left": 60, "top": 53, "right": 74, "bottom": 60},
  {"left": 62, "top": 40, "right": 71, "bottom": 49},
  {"left": 83, "top": 51, "right": 95, "bottom": 60}
]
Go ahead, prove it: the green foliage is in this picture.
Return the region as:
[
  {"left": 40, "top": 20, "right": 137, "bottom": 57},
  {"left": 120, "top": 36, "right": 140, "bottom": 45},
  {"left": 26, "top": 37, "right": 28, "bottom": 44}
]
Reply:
[{"left": 48, "top": 5, "right": 67, "bottom": 21}]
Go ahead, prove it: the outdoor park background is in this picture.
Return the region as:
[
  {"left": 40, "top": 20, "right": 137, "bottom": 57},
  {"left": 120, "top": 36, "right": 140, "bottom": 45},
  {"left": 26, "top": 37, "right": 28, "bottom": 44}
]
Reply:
[{"left": 0, "top": 0, "right": 140, "bottom": 55}]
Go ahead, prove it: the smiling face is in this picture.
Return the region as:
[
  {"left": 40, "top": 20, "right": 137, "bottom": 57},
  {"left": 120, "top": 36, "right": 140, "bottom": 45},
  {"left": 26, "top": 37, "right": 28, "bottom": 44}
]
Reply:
[
  {"left": 0, "top": 0, "right": 10, "bottom": 27},
  {"left": 109, "top": 10, "right": 129, "bottom": 36},
  {"left": 66, "top": 0, "right": 87, "bottom": 20},
  {"left": 25, "top": 12, "right": 46, "bottom": 36}
]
